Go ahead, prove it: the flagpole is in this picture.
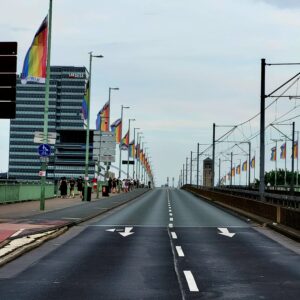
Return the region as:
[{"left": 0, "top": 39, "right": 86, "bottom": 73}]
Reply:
[
  {"left": 83, "top": 52, "right": 93, "bottom": 201},
  {"left": 284, "top": 139, "right": 287, "bottom": 187},
  {"left": 275, "top": 142, "right": 277, "bottom": 188},
  {"left": 40, "top": 0, "right": 52, "bottom": 211},
  {"left": 127, "top": 119, "right": 135, "bottom": 178},
  {"left": 297, "top": 132, "right": 299, "bottom": 187},
  {"left": 239, "top": 160, "right": 241, "bottom": 185}
]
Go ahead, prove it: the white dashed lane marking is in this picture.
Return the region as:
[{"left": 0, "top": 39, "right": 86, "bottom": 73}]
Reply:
[
  {"left": 176, "top": 246, "right": 184, "bottom": 257},
  {"left": 183, "top": 271, "right": 199, "bottom": 292},
  {"left": 171, "top": 232, "right": 177, "bottom": 239}
]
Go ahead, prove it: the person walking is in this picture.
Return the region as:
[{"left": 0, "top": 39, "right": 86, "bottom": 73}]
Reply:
[
  {"left": 59, "top": 177, "right": 68, "bottom": 198},
  {"left": 77, "top": 176, "right": 83, "bottom": 199},
  {"left": 69, "top": 177, "right": 76, "bottom": 198},
  {"left": 112, "top": 178, "right": 117, "bottom": 193}
]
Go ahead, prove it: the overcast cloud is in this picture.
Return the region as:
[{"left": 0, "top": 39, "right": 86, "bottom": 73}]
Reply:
[{"left": 1, "top": 0, "right": 300, "bottom": 185}]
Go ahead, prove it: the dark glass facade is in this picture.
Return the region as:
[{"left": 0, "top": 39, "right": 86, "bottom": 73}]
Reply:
[{"left": 9, "top": 66, "right": 94, "bottom": 181}]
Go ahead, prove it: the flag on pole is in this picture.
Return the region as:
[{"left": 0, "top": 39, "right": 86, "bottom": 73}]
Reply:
[
  {"left": 135, "top": 143, "right": 140, "bottom": 159},
  {"left": 129, "top": 141, "right": 135, "bottom": 158},
  {"left": 120, "top": 130, "right": 129, "bottom": 149},
  {"left": 270, "top": 147, "right": 277, "bottom": 161},
  {"left": 21, "top": 16, "right": 48, "bottom": 84},
  {"left": 280, "top": 142, "right": 286, "bottom": 159},
  {"left": 110, "top": 118, "right": 122, "bottom": 143},
  {"left": 81, "top": 81, "right": 89, "bottom": 128},
  {"left": 293, "top": 141, "right": 298, "bottom": 159},
  {"left": 250, "top": 156, "right": 255, "bottom": 168},
  {"left": 236, "top": 165, "right": 241, "bottom": 175},
  {"left": 242, "top": 160, "right": 247, "bottom": 171},
  {"left": 231, "top": 168, "right": 235, "bottom": 177},
  {"left": 96, "top": 101, "right": 110, "bottom": 131}
]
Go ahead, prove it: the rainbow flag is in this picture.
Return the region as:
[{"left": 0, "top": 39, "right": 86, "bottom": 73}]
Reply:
[
  {"left": 81, "top": 81, "right": 89, "bottom": 128},
  {"left": 121, "top": 130, "right": 129, "bottom": 149},
  {"left": 250, "top": 156, "right": 255, "bottom": 168},
  {"left": 129, "top": 141, "right": 135, "bottom": 158},
  {"left": 270, "top": 147, "right": 277, "bottom": 161},
  {"left": 110, "top": 118, "right": 122, "bottom": 143},
  {"left": 280, "top": 143, "right": 286, "bottom": 159},
  {"left": 236, "top": 165, "right": 241, "bottom": 175},
  {"left": 293, "top": 141, "right": 298, "bottom": 159},
  {"left": 21, "top": 16, "right": 48, "bottom": 84},
  {"left": 96, "top": 101, "right": 110, "bottom": 131},
  {"left": 242, "top": 160, "right": 247, "bottom": 171}
]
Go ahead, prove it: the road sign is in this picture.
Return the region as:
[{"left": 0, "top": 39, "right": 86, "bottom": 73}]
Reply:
[
  {"left": 122, "top": 160, "right": 134, "bottom": 165},
  {"left": 93, "top": 141, "right": 116, "bottom": 149},
  {"left": 39, "top": 171, "right": 46, "bottom": 177},
  {"left": 98, "top": 155, "right": 115, "bottom": 162},
  {"left": 38, "top": 144, "right": 51, "bottom": 157},
  {"left": 39, "top": 156, "right": 49, "bottom": 163},
  {"left": 93, "top": 148, "right": 116, "bottom": 155},
  {"left": 34, "top": 132, "right": 56, "bottom": 144},
  {"left": 93, "top": 135, "right": 116, "bottom": 143}
]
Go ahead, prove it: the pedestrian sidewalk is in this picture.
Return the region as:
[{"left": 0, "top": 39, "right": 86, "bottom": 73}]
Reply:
[
  {"left": 0, "top": 191, "right": 112, "bottom": 220},
  {"left": 0, "top": 189, "right": 149, "bottom": 245}
]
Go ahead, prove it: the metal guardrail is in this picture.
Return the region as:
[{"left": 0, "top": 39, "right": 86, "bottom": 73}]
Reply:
[
  {"left": 0, "top": 183, "right": 55, "bottom": 204},
  {"left": 189, "top": 185, "right": 300, "bottom": 209}
]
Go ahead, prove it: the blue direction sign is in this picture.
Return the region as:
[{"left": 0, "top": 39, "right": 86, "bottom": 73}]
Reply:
[{"left": 38, "top": 144, "right": 51, "bottom": 157}]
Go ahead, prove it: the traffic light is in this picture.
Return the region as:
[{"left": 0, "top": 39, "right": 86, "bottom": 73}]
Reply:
[{"left": 0, "top": 42, "right": 17, "bottom": 119}]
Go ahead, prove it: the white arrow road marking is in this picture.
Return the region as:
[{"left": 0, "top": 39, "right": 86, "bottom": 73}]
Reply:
[
  {"left": 171, "top": 232, "right": 177, "bottom": 239},
  {"left": 184, "top": 271, "right": 199, "bottom": 292},
  {"left": 176, "top": 246, "right": 185, "bottom": 257},
  {"left": 106, "top": 228, "right": 116, "bottom": 232},
  {"left": 218, "top": 227, "right": 236, "bottom": 238},
  {"left": 119, "top": 227, "right": 134, "bottom": 237}
]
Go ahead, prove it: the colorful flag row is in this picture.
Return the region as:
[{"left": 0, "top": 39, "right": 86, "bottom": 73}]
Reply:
[{"left": 270, "top": 142, "right": 298, "bottom": 161}]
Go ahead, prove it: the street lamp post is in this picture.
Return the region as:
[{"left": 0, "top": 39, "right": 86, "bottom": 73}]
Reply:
[
  {"left": 136, "top": 133, "right": 143, "bottom": 182},
  {"left": 119, "top": 105, "right": 129, "bottom": 179},
  {"left": 127, "top": 118, "right": 135, "bottom": 178},
  {"left": 83, "top": 52, "right": 103, "bottom": 202},
  {"left": 133, "top": 127, "right": 140, "bottom": 179},
  {"left": 96, "top": 87, "right": 118, "bottom": 198}
]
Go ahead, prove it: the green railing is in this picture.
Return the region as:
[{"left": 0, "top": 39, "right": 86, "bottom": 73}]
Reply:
[{"left": 0, "top": 183, "right": 55, "bottom": 204}]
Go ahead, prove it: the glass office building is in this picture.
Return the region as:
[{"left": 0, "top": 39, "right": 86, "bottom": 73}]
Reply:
[{"left": 8, "top": 66, "right": 95, "bottom": 181}]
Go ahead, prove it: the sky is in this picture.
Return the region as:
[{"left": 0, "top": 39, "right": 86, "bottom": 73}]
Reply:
[{"left": 1, "top": 0, "right": 300, "bottom": 186}]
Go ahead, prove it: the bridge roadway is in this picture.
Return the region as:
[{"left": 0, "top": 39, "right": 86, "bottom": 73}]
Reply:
[{"left": 0, "top": 188, "right": 299, "bottom": 299}]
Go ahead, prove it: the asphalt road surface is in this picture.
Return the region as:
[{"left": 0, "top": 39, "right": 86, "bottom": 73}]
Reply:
[{"left": 0, "top": 188, "right": 299, "bottom": 299}]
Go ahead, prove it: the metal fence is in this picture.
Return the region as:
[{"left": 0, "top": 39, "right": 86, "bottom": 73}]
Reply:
[{"left": 0, "top": 183, "right": 55, "bottom": 204}]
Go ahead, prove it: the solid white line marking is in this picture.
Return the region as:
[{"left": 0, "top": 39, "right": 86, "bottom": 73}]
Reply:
[
  {"left": 170, "top": 217, "right": 174, "bottom": 221},
  {"left": 171, "top": 232, "right": 177, "bottom": 239},
  {"left": 176, "top": 246, "right": 184, "bottom": 257},
  {"left": 169, "top": 223, "right": 173, "bottom": 228},
  {"left": 184, "top": 271, "right": 199, "bottom": 292}
]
